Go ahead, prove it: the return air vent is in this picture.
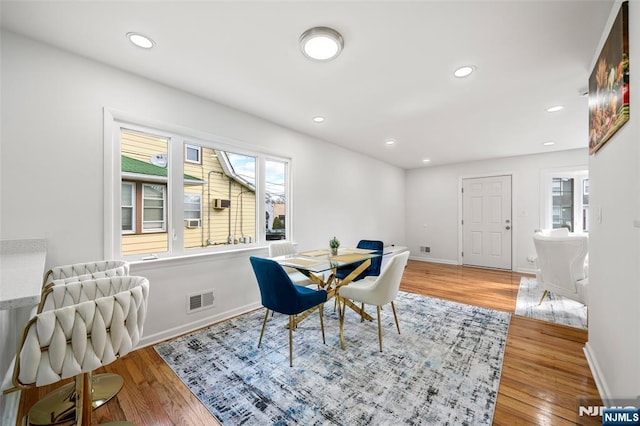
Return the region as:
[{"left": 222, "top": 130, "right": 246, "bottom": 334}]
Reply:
[{"left": 187, "top": 290, "right": 215, "bottom": 314}]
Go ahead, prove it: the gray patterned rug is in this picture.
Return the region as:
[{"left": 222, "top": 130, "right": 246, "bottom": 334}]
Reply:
[
  {"left": 154, "top": 291, "right": 511, "bottom": 425},
  {"left": 515, "top": 276, "right": 587, "bottom": 329}
]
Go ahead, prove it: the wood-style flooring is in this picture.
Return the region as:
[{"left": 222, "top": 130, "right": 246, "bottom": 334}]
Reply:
[{"left": 15, "top": 260, "right": 601, "bottom": 425}]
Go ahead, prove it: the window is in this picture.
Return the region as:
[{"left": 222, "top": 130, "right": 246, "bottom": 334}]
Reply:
[
  {"left": 265, "top": 159, "right": 287, "bottom": 240},
  {"left": 184, "top": 194, "right": 202, "bottom": 228},
  {"left": 121, "top": 182, "right": 135, "bottom": 233},
  {"left": 185, "top": 144, "right": 201, "bottom": 164},
  {"left": 541, "top": 169, "right": 588, "bottom": 233},
  {"left": 142, "top": 184, "right": 166, "bottom": 231},
  {"left": 105, "top": 112, "right": 291, "bottom": 260}
]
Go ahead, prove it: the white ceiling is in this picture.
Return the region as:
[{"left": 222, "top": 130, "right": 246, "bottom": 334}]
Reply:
[{"left": 1, "top": 1, "right": 614, "bottom": 169}]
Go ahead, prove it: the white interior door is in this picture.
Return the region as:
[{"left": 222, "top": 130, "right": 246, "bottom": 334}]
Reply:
[{"left": 462, "top": 175, "right": 512, "bottom": 269}]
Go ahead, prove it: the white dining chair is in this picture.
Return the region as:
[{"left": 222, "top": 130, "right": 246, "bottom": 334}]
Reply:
[
  {"left": 268, "top": 241, "right": 314, "bottom": 286},
  {"left": 338, "top": 251, "right": 410, "bottom": 351}
]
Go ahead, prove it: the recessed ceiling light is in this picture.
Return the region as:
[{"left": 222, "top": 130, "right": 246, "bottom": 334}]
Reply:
[
  {"left": 546, "top": 105, "right": 564, "bottom": 113},
  {"left": 543, "top": 141, "right": 555, "bottom": 146},
  {"left": 385, "top": 139, "right": 396, "bottom": 146},
  {"left": 454, "top": 66, "right": 475, "bottom": 78},
  {"left": 126, "top": 32, "right": 155, "bottom": 49},
  {"left": 422, "top": 158, "right": 431, "bottom": 163},
  {"left": 312, "top": 116, "right": 326, "bottom": 123},
  {"left": 299, "top": 27, "right": 344, "bottom": 61}
]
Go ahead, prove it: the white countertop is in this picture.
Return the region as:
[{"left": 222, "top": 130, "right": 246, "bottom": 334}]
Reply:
[{"left": 0, "top": 239, "right": 47, "bottom": 310}]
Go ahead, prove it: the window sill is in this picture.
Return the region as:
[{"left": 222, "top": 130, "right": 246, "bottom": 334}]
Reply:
[{"left": 127, "top": 244, "right": 268, "bottom": 267}]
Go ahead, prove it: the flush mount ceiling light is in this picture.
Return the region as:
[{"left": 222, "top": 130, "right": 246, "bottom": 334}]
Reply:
[
  {"left": 384, "top": 139, "right": 396, "bottom": 146},
  {"left": 312, "top": 115, "right": 326, "bottom": 123},
  {"left": 126, "top": 32, "right": 155, "bottom": 49},
  {"left": 546, "top": 105, "right": 564, "bottom": 113},
  {"left": 543, "top": 141, "right": 556, "bottom": 146},
  {"left": 454, "top": 65, "right": 475, "bottom": 78},
  {"left": 299, "top": 27, "right": 344, "bottom": 61},
  {"left": 422, "top": 158, "right": 431, "bottom": 163}
]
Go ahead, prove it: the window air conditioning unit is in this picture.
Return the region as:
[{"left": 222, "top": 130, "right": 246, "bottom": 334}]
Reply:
[
  {"left": 213, "top": 199, "right": 230, "bottom": 209},
  {"left": 184, "top": 219, "right": 200, "bottom": 228}
]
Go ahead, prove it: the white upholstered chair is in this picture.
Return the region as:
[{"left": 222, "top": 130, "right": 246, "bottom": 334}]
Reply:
[
  {"left": 533, "top": 231, "right": 588, "bottom": 305},
  {"left": 42, "top": 260, "right": 130, "bottom": 292},
  {"left": 338, "top": 251, "right": 410, "bottom": 351},
  {"left": 2, "top": 276, "right": 149, "bottom": 425},
  {"left": 268, "top": 241, "right": 314, "bottom": 286}
]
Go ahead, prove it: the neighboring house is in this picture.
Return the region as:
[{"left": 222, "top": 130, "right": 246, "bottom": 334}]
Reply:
[{"left": 120, "top": 129, "right": 256, "bottom": 256}]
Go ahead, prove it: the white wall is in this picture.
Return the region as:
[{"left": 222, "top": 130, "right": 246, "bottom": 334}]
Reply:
[
  {"left": 584, "top": 1, "right": 640, "bottom": 403},
  {"left": 0, "top": 30, "right": 406, "bottom": 413},
  {"left": 405, "top": 149, "right": 588, "bottom": 272}
]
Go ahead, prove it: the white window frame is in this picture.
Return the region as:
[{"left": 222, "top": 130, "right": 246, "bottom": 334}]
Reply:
[
  {"left": 185, "top": 143, "right": 201, "bottom": 164},
  {"left": 104, "top": 108, "right": 292, "bottom": 260},
  {"left": 539, "top": 167, "right": 588, "bottom": 233},
  {"left": 121, "top": 181, "right": 136, "bottom": 234},
  {"left": 142, "top": 183, "right": 167, "bottom": 232},
  {"left": 184, "top": 193, "right": 202, "bottom": 228}
]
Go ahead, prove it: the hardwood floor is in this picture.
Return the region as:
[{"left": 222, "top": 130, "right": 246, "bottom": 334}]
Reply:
[{"left": 15, "top": 260, "right": 601, "bottom": 425}]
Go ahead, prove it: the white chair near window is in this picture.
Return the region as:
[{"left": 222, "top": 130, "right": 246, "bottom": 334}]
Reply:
[
  {"left": 533, "top": 231, "right": 588, "bottom": 305},
  {"left": 338, "top": 251, "right": 410, "bottom": 351},
  {"left": 268, "top": 241, "right": 314, "bottom": 286},
  {"left": 1, "top": 276, "right": 149, "bottom": 425},
  {"left": 42, "top": 259, "right": 130, "bottom": 292}
]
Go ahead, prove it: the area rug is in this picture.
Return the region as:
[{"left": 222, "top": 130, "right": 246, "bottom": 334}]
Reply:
[
  {"left": 154, "top": 291, "right": 511, "bottom": 425},
  {"left": 515, "top": 276, "right": 587, "bottom": 329}
]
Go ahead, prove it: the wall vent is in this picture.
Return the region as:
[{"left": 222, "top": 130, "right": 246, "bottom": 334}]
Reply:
[
  {"left": 187, "top": 290, "right": 215, "bottom": 313},
  {"left": 420, "top": 246, "right": 431, "bottom": 253}
]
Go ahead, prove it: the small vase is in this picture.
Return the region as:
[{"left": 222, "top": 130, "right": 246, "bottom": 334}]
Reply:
[{"left": 331, "top": 247, "right": 338, "bottom": 256}]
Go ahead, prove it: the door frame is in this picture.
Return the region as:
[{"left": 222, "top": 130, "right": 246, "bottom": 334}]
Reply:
[{"left": 457, "top": 172, "right": 516, "bottom": 270}]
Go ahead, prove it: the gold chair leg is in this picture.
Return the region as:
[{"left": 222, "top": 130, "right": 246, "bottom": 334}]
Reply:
[
  {"left": 319, "top": 303, "right": 326, "bottom": 344},
  {"left": 539, "top": 290, "right": 549, "bottom": 305},
  {"left": 360, "top": 302, "right": 365, "bottom": 322},
  {"left": 258, "top": 309, "right": 269, "bottom": 348},
  {"left": 376, "top": 305, "right": 383, "bottom": 352},
  {"left": 26, "top": 373, "right": 123, "bottom": 425},
  {"left": 391, "top": 301, "right": 400, "bottom": 334},
  {"left": 339, "top": 296, "right": 346, "bottom": 350},
  {"left": 75, "top": 372, "right": 92, "bottom": 426},
  {"left": 289, "top": 315, "right": 294, "bottom": 367}
]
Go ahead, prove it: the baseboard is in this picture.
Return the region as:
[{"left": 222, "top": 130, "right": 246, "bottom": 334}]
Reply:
[
  {"left": 584, "top": 341, "right": 611, "bottom": 403},
  {"left": 409, "top": 256, "right": 459, "bottom": 265},
  {"left": 1, "top": 390, "right": 20, "bottom": 426},
  {"left": 515, "top": 266, "right": 537, "bottom": 275},
  {"left": 137, "top": 301, "right": 262, "bottom": 348}
]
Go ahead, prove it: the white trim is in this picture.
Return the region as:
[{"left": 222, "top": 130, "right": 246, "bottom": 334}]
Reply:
[
  {"left": 137, "top": 301, "right": 262, "bottom": 348},
  {"left": 539, "top": 166, "right": 588, "bottom": 231},
  {"left": 409, "top": 256, "right": 459, "bottom": 266},
  {"left": 584, "top": 342, "right": 611, "bottom": 403},
  {"left": 103, "top": 108, "right": 293, "bottom": 261},
  {"left": 458, "top": 172, "right": 515, "bottom": 271},
  {"left": 121, "top": 181, "right": 136, "bottom": 234},
  {"left": 142, "top": 183, "right": 167, "bottom": 232},
  {"left": 184, "top": 143, "right": 202, "bottom": 164}
]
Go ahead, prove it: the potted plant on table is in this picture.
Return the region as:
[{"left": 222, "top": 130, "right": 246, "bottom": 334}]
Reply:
[{"left": 329, "top": 236, "right": 340, "bottom": 256}]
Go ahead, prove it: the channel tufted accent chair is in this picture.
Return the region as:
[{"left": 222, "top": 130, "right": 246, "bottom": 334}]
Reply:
[
  {"left": 38, "top": 275, "right": 141, "bottom": 314},
  {"left": 2, "top": 275, "right": 149, "bottom": 425},
  {"left": 42, "top": 260, "right": 130, "bottom": 291}
]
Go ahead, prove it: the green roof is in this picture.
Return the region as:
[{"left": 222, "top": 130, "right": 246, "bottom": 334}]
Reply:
[{"left": 121, "top": 156, "right": 203, "bottom": 183}]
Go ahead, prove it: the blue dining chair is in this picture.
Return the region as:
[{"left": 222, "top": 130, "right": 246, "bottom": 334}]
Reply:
[
  {"left": 335, "top": 239, "right": 384, "bottom": 282},
  {"left": 249, "top": 256, "right": 328, "bottom": 367}
]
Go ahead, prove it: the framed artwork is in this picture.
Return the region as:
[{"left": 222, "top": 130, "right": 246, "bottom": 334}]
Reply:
[{"left": 589, "top": 1, "right": 629, "bottom": 155}]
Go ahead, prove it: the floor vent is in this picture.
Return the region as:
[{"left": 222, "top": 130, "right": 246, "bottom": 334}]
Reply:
[{"left": 187, "top": 290, "right": 215, "bottom": 313}]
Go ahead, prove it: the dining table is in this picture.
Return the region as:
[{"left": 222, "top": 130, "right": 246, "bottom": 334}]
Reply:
[{"left": 270, "top": 246, "right": 384, "bottom": 349}]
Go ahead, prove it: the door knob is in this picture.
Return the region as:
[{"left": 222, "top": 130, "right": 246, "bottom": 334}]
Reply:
[{"left": 505, "top": 226, "right": 511, "bottom": 230}]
